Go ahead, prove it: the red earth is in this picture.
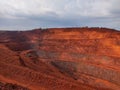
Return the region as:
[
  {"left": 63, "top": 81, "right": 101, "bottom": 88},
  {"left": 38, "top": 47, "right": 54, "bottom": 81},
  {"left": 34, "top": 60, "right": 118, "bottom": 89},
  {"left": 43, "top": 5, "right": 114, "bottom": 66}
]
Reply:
[{"left": 0, "top": 27, "right": 120, "bottom": 90}]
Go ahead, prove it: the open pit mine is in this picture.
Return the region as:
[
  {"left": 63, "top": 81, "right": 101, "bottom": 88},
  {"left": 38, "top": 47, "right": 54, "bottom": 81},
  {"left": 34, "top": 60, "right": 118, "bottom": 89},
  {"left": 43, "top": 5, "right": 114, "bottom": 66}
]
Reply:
[{"left": 0, "top": 27, "right": 120, "bottom": 90}]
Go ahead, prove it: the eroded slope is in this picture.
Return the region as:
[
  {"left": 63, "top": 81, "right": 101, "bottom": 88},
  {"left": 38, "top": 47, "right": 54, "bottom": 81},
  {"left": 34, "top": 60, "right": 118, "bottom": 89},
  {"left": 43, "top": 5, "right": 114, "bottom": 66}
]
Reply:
[{"left": 0, "top": 27, "right": 120, "bottom": 90}]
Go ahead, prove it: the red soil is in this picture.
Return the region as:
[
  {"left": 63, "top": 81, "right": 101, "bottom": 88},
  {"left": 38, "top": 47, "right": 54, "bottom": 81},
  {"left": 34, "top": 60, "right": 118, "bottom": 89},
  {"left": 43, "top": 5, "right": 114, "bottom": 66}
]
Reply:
[{"left": 0, "top": 27, "right": 120, "bottom": 90}]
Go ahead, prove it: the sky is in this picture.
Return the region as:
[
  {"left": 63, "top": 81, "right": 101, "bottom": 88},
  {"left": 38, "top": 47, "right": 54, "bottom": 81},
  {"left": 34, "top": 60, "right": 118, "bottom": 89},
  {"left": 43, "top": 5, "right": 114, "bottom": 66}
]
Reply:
[{"left": 0, "top": 0, "right": 120, "bottom": 30}]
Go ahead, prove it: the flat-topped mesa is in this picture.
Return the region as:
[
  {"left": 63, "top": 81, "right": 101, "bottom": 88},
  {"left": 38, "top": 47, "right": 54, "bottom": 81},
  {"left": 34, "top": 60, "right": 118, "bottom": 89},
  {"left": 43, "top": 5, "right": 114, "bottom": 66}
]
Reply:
[
  {"left": 37, "top": 27, "right": 120, "bottom": 40},
  {"left": 31, "top": 28, "right": 120, "bottom": 57}
]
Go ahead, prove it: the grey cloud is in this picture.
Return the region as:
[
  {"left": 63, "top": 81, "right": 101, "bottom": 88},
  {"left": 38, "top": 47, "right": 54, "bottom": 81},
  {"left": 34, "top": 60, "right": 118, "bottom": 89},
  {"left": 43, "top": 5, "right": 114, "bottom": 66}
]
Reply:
[{"left": 0, "top": 0, "right": 120, "bottom": 30}]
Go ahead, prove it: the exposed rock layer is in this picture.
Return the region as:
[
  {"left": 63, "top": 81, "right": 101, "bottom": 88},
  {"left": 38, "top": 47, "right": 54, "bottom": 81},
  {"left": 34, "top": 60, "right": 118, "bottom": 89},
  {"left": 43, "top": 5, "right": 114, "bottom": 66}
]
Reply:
[{"left": 0, "top": 27, "right": 120, "bottom": 90}]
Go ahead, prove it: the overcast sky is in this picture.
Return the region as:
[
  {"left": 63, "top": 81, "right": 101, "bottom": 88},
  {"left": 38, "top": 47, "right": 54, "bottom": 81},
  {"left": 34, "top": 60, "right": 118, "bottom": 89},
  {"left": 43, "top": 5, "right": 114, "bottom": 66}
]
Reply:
[{"left": 0, "top": 0, "right": 120, "bottom": 30}]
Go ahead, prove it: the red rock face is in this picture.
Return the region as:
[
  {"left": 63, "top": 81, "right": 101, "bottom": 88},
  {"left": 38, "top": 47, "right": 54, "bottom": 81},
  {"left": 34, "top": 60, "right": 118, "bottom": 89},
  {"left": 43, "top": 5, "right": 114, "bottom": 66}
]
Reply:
[{"left": 0, "top": 27, "right": 120, "bottom": 90}]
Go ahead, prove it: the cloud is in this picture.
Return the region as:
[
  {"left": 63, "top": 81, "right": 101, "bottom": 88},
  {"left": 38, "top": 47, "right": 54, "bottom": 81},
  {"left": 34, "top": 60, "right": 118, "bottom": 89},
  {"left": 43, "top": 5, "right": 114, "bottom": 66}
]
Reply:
[{"left": 0, "top": 0, "right": 120, "bottom": 30}]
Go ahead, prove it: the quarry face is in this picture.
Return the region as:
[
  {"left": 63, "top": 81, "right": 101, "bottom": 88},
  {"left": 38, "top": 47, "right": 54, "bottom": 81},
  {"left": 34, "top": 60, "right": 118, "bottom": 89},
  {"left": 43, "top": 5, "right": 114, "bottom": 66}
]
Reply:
[{"left": 0, "top": 28, "right": 120, "bottom": 90}]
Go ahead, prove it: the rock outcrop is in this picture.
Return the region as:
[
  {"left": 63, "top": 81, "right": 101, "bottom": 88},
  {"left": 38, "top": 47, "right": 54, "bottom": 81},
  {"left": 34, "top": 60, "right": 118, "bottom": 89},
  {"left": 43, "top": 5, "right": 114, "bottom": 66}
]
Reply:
[{"left": 0, "top": 27, "right": 120, "bottom": 90}]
